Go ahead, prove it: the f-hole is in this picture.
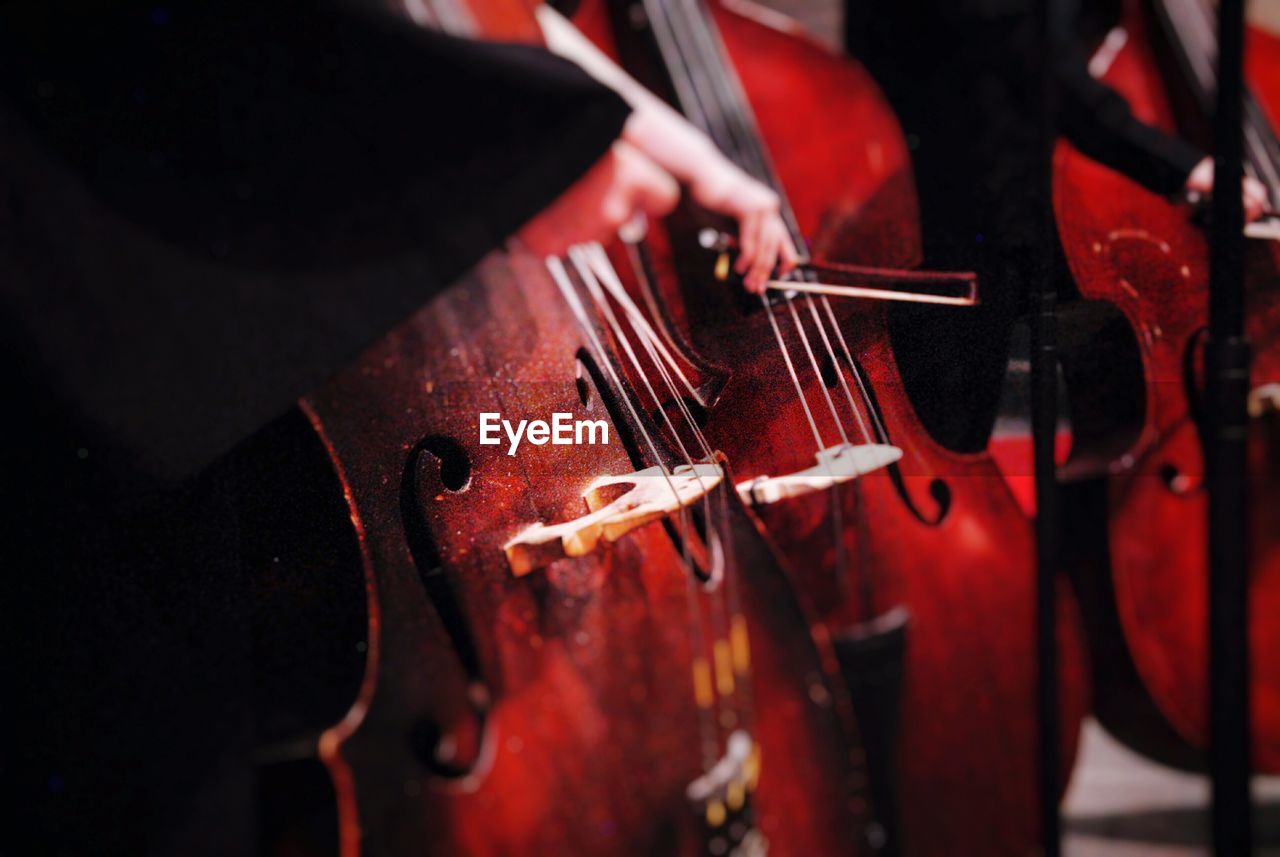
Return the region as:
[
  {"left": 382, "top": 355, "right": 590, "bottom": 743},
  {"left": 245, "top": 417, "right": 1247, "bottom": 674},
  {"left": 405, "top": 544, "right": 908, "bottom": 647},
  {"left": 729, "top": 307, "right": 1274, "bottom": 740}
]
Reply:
[
  {"left": 662, "top": 500, "right": 722, "bottom": 586},
  {"left": 417, "top": 435, "right": 471, "bottom": 492},
  {"left": 652, "top": 395, "right": 710, "bottom": 451},
  {"left": 838, "top": 352, "right": 952, "bottom": 526},
  {"left": 1184, "top": 326, "right": 1210, "bottom": 431},
  {"left": 576, "top": 361, "right": 594, "bottom": 411},
  {"left": 401, "top": 436, "right": 478, "bottom": 676},
  {"left": 400, "top": 435, "right": 490, "bottom": 779},
  {"left": 575, "top": 347, "right": 722, "bottom": 583},
  {"left": 820, "top": 354, "right": 840, "bottom": 389}
]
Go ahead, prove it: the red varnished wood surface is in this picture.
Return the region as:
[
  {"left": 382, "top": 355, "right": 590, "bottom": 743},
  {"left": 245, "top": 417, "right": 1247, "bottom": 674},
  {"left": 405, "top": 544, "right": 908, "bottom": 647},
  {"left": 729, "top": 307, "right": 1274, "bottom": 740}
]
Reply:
[
  {"left": 1054, "top": 3, "right": 1280, "bottom": 770},
  {"left": 302, "top": 251, "right": 870, "bottom": 856},
  {"left": 1054, "top": 7, "right": 1207, "bottom": 461},
  {"left": 725, "top": 20, "right": 1088, "bottom": 851},
  {"left": 577, "top": 2, "right": 1089, "bottom": 853}
]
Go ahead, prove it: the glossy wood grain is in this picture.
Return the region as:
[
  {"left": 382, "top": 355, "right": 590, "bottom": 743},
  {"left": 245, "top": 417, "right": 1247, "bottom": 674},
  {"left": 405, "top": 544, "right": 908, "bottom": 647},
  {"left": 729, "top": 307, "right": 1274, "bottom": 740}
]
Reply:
[{"left": 1053, "top": 0, "right": 1280, "bottom": 771}]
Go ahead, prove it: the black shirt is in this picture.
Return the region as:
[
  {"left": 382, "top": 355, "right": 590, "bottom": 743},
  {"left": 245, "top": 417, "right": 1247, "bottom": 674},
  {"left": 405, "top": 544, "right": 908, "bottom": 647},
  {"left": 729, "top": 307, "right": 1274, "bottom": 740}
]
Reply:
[
  {"left": 0, "top": 2, "right": 629, "bottom": 854},
  {"left": 0, "top": 0, "right": 630, "bottom": 481}
]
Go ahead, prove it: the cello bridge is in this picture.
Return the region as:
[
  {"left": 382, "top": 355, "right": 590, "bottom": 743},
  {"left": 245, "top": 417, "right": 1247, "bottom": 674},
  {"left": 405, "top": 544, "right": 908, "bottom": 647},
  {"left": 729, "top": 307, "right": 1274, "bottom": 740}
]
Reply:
[
  {"left": 504, "top": 461, "right": 724, "bottom": 577},
  {"left": 736, "top": 442, "right": 902, "bottom": 506}
]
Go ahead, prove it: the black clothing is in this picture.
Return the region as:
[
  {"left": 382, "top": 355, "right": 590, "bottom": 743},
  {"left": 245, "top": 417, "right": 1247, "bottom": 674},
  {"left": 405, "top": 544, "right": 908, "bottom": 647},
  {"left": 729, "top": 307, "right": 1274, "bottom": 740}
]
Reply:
[
  {"left": 0, "top": 0, "right": 629, "bottom": 481},
  {"left": 845, "top": 0, "right": 1202, "bottom": 451},
  {"left": 1056, "top": 45, "right": 1203, "bottom": 194},
  {"left": 1, "top": 2, "right": 629, "bottom": 854}
]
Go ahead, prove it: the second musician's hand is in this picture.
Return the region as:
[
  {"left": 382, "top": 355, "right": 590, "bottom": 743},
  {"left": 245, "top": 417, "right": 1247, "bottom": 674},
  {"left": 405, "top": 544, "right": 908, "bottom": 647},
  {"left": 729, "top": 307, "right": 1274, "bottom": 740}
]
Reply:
[
  {"left": 1185, "top": 155, "right": 1270, "bottom": 223},
  {"left": 538, "top": 4, "right": 798, "bottom": 293}
]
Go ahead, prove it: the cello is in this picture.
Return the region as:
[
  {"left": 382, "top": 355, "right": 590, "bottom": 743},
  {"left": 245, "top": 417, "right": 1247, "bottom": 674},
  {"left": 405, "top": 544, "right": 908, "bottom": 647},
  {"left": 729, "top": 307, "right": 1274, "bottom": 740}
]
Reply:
[
  {"left": 1052, "top": 0, "right": 1280, "bottom": 769},
  {"left": 299, "top": 1, "right": 874, "bottom": 854},
  {"left": 563, "top": 1, "right": 1089, "bottom": 853}
]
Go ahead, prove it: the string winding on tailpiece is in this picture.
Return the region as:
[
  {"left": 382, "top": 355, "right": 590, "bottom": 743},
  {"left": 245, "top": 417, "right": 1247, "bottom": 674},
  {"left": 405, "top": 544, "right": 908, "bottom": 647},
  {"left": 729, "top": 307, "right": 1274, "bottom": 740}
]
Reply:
[
  {"left": 501, "top": 243, "right": 730, "bottom": 579},
  {"left": 494, "top": 240, "right": 769, "bottom": 853}
]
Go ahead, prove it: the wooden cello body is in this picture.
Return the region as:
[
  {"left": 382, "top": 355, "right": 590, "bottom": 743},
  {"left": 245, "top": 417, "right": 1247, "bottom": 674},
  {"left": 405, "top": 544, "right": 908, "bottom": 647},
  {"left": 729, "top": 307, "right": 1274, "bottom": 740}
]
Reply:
[
  {"left": 1052, "top": 0, "right": 1280, "bottom": 770},
  {"left": 293, "top": 2, "right": 877, "bottom": 853},
  {"left": 572, "top": 2, "right": 1088, "bottom": 853},
  {"left": 302, "top": 246, "right": 874, "bottom": 856}
]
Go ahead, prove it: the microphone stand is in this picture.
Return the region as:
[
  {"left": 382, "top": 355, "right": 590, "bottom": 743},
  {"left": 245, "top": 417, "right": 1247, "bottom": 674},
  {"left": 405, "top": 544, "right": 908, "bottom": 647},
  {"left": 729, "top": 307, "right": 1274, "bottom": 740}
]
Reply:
[
  {"left": 1037, "top": 2, "right": 1068, "bottom": 854},
  {"left": 1205, "top": 0, "right": 1253, "bottom": 852}
]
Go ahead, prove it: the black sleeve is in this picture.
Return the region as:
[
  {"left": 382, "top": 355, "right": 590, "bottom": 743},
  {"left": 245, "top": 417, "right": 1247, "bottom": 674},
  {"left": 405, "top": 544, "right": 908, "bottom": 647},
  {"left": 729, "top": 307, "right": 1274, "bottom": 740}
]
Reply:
[
  {"left": 0, "top": 0, "right": 630, "bottom": 484},
  {"left": 0, "top": 0, "right": 630, "bottom": 274},
  {"left": 1056, "top": 45, "right": 1204, "bottom": 194}
]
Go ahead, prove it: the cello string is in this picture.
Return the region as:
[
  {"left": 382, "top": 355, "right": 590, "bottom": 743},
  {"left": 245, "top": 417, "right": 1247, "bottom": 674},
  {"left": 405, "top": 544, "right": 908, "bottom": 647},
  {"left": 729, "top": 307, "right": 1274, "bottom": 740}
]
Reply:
[
  {"left": 644, "top": 0, "right": 717, "bottom": 145},
  {"left": 655, "top": 0, "right": 747, "bottom": 168},
  {"left": 683, "top": 0, "right": 894, "bottom": 642},
  {"left": 803, "top": 295, "right": 876, "bottom": 445},
  {"left": 599, "top": 243, "right": 708, "bottom": 408},
  {"left": 673, "top": 0, "right": 867, "bottom": 616},
  {"left": 622, "top": 239, "right": 713, "bottom": 407},
  {"left": 548, "top": 253, "right": 724, "bottom": 774},
  {"left": 805, "top": 293, "right": 894, "bottom": 618},
  {"left": 782, "top": 297, "right": 853, "bottom": 447},
  {"left": 647, "top": 0, "right": 840, "bottom": 456},
  {"left": 583, "top": 241, "right": 752, "bottom": 653},
  {"left": 683, "top": 0, "right": 807, "bottom": 242},
  {"left": 762, "top": 295, "right": 827, "bottom": 449},
  {"left": 570, "top": 246, "right": 749, "bottom": 740},
  {"left": 568, "top": 243, "right": 724, "bottom": 591},
  {"left": 584, "top": 244, "right": 719, "bottom": 465},
  {"left": 569, "top": 245, "right": 725, "bottom": 605},
  {"left": 656, "top": 0, "right": 863, "bottom": 616},
  {"left": 821, "top": 296, "right": 893, "bottom": 446},
  {"left": 760, "top": 290, "right": 859, "bottom": 599},
  {"left": 816, "top": 288, "right": 936, "bottom": 559},
  {"left": 584, "top": 243, "right": 755, "bottom": 730},
  {"left": 656, "top": 0, "right": 866, "bottom": 449},
  {"left": 570, "top": 245, "right": 749, "bottom": 750},
  {"left": 546, "top": 257, "right": 685, "bottom": 495},
  {"left": 675, "top": 0, "right": 869, "bottom": 625},
  {"left": 568, "top": 246, "right": 713, "bottom": 494},
  {"left": 673, "top": 0, "right": 893, "bottom": 623},
  {"left": 782, "top": 283, "right": 880, "bottom": 605},
  {"left": 573, "top": 0, "right": 757, "bottom": 787}
]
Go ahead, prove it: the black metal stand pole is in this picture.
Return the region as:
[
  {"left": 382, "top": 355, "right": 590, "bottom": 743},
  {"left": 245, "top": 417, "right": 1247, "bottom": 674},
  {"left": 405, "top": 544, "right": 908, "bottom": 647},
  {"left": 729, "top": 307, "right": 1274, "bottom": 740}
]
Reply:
[
  {"left": 1037, "top": 2, "right": 1066, "bottom": 854},
  {"left": 1032, "top": 284, "right": 1061, "bottom": 857},
  {"left": 1206, "top": 0, "right": 1252, "bottom": 853}
]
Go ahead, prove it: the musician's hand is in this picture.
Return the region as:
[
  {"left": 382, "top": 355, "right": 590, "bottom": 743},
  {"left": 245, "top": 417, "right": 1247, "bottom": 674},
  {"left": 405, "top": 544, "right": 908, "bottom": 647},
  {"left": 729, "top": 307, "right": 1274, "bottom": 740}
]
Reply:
[
  {"left": 619, "top": 106, "right": 798, "bottom": 294},
  {"left": 690, "top": 163, "right": 800, "bottom": 294},
  {"left": 537, "top": 9, "right": 798, "bottom": 292},
  {"left": 1185, "top": 156, "right": 1270, "bottom": 223},
  {"left": 515, "top": 141, "right": 679, "bottom": 257}
]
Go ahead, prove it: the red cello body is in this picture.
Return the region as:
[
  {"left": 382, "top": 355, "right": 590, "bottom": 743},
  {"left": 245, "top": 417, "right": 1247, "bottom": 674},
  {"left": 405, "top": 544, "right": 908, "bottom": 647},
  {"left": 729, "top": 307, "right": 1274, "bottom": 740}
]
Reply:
[
  {"left": 1053, "top": 0, "right": 1280, "bottom": 770},
  {"left": 574, "top": 2, "right": 1088, "bottom": 853},
  {"left": 296, "top": 3, "right": 873, "bottom": 854},
  {"left": 302, "top": 253, "right": 872, "bottom": 857}
]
